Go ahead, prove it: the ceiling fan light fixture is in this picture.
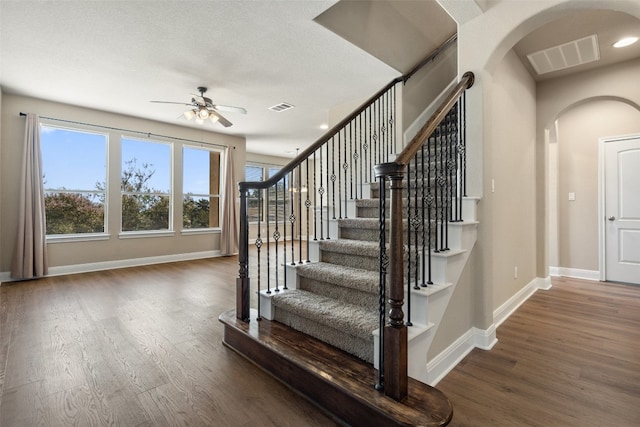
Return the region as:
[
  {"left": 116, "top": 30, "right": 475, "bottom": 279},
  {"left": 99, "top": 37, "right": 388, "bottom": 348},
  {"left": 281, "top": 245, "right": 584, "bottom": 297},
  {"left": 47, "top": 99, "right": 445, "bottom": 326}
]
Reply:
[
  {"left": 210, "top": 115, "right": 219, "bottom": 123},
  {"left": 183, "top": 110, "right": 196, "bottom": 120},
  {"left": 613, "top": 36, "right": 638, "bottom": 48},
  {"left": 197, "top": 108, "right": 210, "bottom": 120}
]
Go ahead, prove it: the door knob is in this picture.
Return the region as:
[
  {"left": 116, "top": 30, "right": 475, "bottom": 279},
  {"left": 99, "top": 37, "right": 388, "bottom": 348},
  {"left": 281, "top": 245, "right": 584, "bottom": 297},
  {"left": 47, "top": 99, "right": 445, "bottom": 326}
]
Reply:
[{"left": 608, "top": 216, "right": 616, "bottom": 221}]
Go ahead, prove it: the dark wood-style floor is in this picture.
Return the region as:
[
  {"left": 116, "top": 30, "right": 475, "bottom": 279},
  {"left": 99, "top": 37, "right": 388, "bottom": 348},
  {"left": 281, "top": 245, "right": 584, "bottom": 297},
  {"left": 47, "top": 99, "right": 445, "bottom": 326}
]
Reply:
[{"left": 1, "top": 259, "right": 639, "bottom": 426}]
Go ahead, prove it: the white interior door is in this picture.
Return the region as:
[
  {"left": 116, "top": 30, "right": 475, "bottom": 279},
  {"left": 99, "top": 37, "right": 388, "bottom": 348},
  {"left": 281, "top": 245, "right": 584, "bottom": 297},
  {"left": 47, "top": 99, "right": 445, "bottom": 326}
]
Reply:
[{"left": 604, "top": 136, "right": 640, "bottom": 285}]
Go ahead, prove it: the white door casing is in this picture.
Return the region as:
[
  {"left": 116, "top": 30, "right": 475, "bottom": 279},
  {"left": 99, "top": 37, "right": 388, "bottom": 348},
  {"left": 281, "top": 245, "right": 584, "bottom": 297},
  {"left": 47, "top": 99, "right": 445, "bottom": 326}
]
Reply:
[{"left": 600, "top": 135, "right": 640, "bottom": 285}]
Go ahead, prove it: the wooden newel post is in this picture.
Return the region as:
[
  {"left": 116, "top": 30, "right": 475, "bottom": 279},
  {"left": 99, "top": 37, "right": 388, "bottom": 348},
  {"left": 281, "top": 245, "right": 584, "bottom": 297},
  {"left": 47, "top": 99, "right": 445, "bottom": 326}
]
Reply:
[
  {"left": 237, "top": 186, "right": 250, "bottom": 321},
  {"left": 375, "top": 163, "right": 408, "bottom": 401}
]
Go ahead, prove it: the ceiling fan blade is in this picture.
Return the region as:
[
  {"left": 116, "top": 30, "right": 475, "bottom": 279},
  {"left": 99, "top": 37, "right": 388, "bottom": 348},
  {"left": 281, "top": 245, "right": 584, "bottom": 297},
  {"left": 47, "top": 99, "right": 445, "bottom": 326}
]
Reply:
[
  {"left": 150, "top": 100, "right": 193, "bottom": 106},
  {"left": 210, "top": 110, "right": 233, "bottom": 127},
  {"left": 213, "top": 104, "right": 247, "bottom": 114}
]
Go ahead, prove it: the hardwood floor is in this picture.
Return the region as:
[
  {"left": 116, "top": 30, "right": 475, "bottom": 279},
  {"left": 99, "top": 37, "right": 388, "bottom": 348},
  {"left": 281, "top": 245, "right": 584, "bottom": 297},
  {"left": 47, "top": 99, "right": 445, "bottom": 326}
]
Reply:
[
  {"left": 2, "top": 260, "right": 639, "bottom": 426},
  {"left": 0, "top": 258, "right": 339, "bottom": 427},
  {"left": 438, "top": 276, "right": 640, "bottom": 426}
]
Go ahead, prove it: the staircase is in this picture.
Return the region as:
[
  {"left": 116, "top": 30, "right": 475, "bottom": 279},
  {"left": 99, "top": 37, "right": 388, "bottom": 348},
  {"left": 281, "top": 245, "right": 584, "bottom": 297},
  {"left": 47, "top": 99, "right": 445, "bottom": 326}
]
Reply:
[
  {"left": 222, "top": 39, "right": 475, "bottom": 423},
  {"left": 258, "top": 173, "right": 478, "bottom": 384}
]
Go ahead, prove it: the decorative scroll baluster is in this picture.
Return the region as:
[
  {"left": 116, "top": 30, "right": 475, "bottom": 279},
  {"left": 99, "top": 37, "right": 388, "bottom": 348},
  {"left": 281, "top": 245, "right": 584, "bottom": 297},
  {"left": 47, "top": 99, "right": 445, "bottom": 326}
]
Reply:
[
  {"left": 325, "top": 140, "right": 331, "bottom": 239},
  {"left": 406, "top": 161, "right": 413, "bottom": 327},
  {"left": 273, "top": 184, "right": 280, "bottom": 292},
  {"left": 331, "top": 137, "right": 336, "bottom": 220},
  {"left": 319, "top": 145, "right": 324, "bottom": 240},
  {"left": 255, "top": 190, "right": 263, "bottom": 320},
  {"left": 350, "top": 121, "right": 354, "bottom": 200},
  {"left": 412, "top": 154, "right": 420, "bottom": 292},
  {"left": 313, "top": 151, "right": 317, "bottom": 241},
  {"left": 266, "top": 188, "right": 271, "bottom": 294},
  {"left": 305, "top": 159, "right": 310, "bottom": 262},
  {"left": 337, "top": 132, "right": 342, "bottom": 219},
  {"left": 290, "top": 170, "right": 296, "bottom": 266},
  {"left": 375, "top": 174, "right": 387, "bottom": 392},
  {"left": 282, "top": 180, "right": 288, "bottom": 289},
  {"left": 358, "top": 114, "right": 363, "bottom": 196}
]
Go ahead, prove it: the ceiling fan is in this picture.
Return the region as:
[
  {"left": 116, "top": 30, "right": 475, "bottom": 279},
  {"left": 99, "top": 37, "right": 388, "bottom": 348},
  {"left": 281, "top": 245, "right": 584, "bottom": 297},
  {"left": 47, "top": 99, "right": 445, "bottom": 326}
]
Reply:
[{"left": 151, "top": 87, "right": 246, "bottom": 127}]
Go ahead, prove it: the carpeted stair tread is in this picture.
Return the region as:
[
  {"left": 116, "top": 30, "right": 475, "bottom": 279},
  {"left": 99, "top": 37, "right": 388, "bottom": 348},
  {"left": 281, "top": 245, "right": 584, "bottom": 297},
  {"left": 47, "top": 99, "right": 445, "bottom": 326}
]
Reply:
[
  {"left": 339, "top": 218, "right": 379, "bottom": 229},
  {"left": 296, "top": 262, "right": 378, "bottom": 294},
  {"left": 318, "top": 239, "right": 379, "bottom": 257},
  {"left": 271, "top": 289, "right": 378, "bottom": 340}
]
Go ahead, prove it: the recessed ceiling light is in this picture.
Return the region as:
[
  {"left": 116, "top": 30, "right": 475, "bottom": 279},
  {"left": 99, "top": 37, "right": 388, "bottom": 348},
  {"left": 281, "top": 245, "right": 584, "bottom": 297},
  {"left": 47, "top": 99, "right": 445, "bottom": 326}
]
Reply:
[
  {"left": 613, "top": 36, "right": 638, "bottom": 48},
  {"left": 320, "top": 124, "right": 328, "bottom": 130}
]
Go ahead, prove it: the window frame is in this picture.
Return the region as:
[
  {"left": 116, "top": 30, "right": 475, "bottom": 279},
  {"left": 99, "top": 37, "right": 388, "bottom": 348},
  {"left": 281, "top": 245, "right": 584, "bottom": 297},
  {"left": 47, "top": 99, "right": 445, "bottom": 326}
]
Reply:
[
  {"left": 119, "top": 136, "right": 173, "bottom": 235},
  {"left": 40, "top": 122, "right": 109, "bottom": 241},
  {"left": 181, "top": 144, "right": 223, "bottom": 232}
]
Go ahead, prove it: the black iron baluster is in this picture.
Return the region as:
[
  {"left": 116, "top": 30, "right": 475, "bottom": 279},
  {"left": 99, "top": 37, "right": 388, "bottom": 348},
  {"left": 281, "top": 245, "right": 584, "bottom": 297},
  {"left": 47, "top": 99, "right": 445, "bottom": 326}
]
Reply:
[
  {"left": 406, "top": 161, "right": 413, "bottom": 327},
  {"left": 331, "top": 137, "right": 336, "bottom": 220},
  {"left": 283, "top": 179, "right": 288, "bottom": 289},
  {"left": 255, "top": 190, "right": 263, "bottom": 320},
  {"left": 375, "top": 174, "right": 387, "bottom": 392},
  {"left": 391, "top": 84, "right": 397, "bottom": 154},
  {"left": 298, "top": 164, "right": 303, "bottom": 264},
  {"left": 350, "top": 120, "right": 354, "bottom": 200},
  {"left": 358, "top": 113, "right": 363, "bottom": 194},
  {"left": 343, "top": 127, "right": 348, "bottom": 218},
  {"left": 413, "top": 154, "right": 420, "bottom": 291},
  {"left": 433, "top": 125, "right": 441, "bottom": 253},
  {"left": 273, "top": 183, "right": 280, "bottom": 292},
  {"left": 319, "top": 145, "right": 325, "bottom": 240},
  {"left": 426, "top": 135, "right": 434, "bottom": 284},
  {"left": 290, "top": 170, "right": 296, "bottom": 266},
  {"left": 462, "top": 92, "right": 467, "bottom": 198},
  {"left": 305, "top": 158, "right": 310, "bottom": 262},
  {"left": 313, "top": 151, "right": 317, "bottom": 241},
  {"left": 444, "top": 113, "right": 451, "bottom": 251},
  {"left": 420, "top": 144, "right": 428, "bottom": 287},
  {"left": 326, "top": 138, "right": 331, "bottom": 240},
  {"left": 337, "top": 132, "right": 342, "bottom": 219}
]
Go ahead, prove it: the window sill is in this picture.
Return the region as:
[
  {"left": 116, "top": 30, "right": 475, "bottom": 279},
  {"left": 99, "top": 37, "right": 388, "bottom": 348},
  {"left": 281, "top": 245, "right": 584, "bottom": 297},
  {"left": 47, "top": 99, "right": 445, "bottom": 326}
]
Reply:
[
  {"left": 181, "top": 228, "right": 222, "bottom": 236},
  {"left": 46, "top": 233, "right": 110, "bottom": 243},
  {"left": 118, "top": 230, "right": 175, "bottom": 239}
]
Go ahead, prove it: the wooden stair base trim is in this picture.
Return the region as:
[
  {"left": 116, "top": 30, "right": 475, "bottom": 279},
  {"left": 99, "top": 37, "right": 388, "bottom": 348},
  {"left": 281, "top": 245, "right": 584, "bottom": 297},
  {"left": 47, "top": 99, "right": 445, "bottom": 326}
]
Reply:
[{"left": 219, "top": 309, "right": 453, "bottom": 427}]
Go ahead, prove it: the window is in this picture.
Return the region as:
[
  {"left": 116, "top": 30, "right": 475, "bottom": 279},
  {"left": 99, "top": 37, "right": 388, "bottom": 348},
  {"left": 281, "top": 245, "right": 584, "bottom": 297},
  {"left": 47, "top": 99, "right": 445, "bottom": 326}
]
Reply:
[
  {"left": 244, "top": 164, "right": 290, "bottom": 223},
  {"left": 121, "top": 137, "right": 171, "bottom": 232},
  {"left": 268, "top": 167, "right": 290, "bottom": 222},
  {"left": 41, "top": 125, "right": 107, "bottom": 235},
  {"left": 183, "top": 146, "right": 221, "bottom": 229},
  {"left": 245, "top": 165, "right": 263, "bottom": 222}
]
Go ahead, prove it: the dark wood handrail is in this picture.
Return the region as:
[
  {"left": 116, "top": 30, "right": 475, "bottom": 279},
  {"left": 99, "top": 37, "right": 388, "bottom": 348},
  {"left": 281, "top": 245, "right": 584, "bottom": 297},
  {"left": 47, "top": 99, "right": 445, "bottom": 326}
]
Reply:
[
  {"left": 238, "top": 35, "right": 458, "bottom": 192},
  {"left": 394, "top": 71, "right": 474, "bottom": 166}
]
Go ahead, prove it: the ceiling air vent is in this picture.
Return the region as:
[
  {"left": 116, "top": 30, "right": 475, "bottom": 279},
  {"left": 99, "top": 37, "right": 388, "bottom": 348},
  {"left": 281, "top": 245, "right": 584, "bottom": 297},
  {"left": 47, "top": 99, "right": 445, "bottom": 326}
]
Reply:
[
  {"left": 268, "top": 102, "right": 294, "bottom": 112},
  {"left": 527, "top": 34, "right": 600, "bottom": 75}
]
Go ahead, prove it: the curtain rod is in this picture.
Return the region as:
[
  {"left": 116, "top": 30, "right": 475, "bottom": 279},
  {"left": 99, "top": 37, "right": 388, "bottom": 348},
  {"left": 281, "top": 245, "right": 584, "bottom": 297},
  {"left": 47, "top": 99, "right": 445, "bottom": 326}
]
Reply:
[{"left": 19, "top": 112, "right": 231, "bottom": 149}]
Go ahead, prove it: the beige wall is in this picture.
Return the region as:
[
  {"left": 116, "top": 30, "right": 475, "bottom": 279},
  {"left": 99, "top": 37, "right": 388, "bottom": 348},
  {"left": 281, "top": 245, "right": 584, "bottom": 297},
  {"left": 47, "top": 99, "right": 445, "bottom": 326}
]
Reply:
[
  {"left": 1, "top": 94, "right": 245, "bottom": 275},
  {"left": 488, "top": 50, "right": 537, "bottom": 310},
  {"left": 537, "top": 58, "right": 640, "bottom": 272},
  {"left": 556, "top": 100, "right": 640, "bottom": 270}
]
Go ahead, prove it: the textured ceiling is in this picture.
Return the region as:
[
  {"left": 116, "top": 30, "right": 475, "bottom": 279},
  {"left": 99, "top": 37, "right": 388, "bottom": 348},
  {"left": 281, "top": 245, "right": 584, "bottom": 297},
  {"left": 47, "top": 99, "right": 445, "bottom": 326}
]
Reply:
[
  {"left": 2, "top": 2, "right": 639, "bottom": 158},
  {"left": 514, "top": 9, "right": 640, "bottom": 81},
  {"left": 0, "top": 1, "right": 399, "bottom": 157}
]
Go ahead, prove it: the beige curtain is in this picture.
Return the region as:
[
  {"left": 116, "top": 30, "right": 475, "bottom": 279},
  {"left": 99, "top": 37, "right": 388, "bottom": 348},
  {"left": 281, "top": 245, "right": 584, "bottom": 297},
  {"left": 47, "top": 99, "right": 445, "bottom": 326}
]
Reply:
[
  {"left": 220, "top": 146, "right": 238, "bottom": 255},
  {"left": 11, "top": 113, "right": 48, "bottom": 279}
]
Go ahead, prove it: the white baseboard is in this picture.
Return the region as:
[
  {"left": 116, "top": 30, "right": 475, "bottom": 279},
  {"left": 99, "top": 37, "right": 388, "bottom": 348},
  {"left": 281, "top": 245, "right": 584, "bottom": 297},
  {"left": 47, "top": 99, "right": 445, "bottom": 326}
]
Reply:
[
  {"left": 426, "top": 324, "right": 497, "bottom": 386},
  {"left": 549, "top": 266, "right": 599, "bottom": 281},
  {"left": 0, "top": 250, "right": 221, "bottom": 284},
  {"left": 493, "top": 277, "right": 549, "bottom": 328}
]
